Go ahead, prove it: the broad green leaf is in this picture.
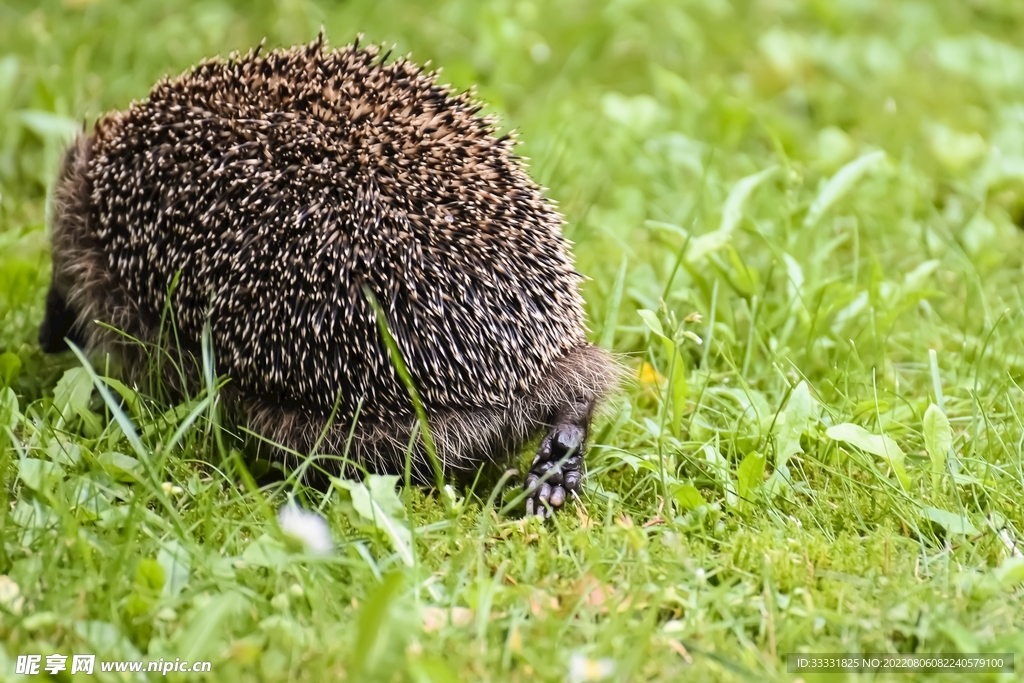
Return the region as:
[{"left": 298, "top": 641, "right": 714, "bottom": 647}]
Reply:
[
  {"left": 703, "top": 445, "right": 736, "bottom": 508},
  {"left": 135, "top": 558, "right": 166, "bottom": 592},
  {"left": 67, "top": 343, "right": 148, "bottom": 464},
  {"left": 685, "top": 229, "right": 732, "bottom": 264},
  {"left": 718, "top": 166, "right": 779, "bottom": 235},
  {"left": 768, "top": 382, "right": 814, "bottom": 497},
  {"left": 642, "top": 418, "right": 664, "bottom": 441},
  {"left": 0, "top": 386, "right": 19, "bottom": 429},
  {"left": 684, "top": 166, "right": 778, "bottom": 264},
  {"left": 242, "top": 534, "right": 289, "bottom": 569},
  {"left": 601, "top": 92, "right": 660, "bottom": 132},
  {"left": 673, "top": 484, "right": 704, "bottom": 510},
  {"left": 0, "top": 387, "right": 18, "bottom": 453},
  {"left": 638, "top": 309, "right": 665, "bottom": 338},
  {"left": 365, "top": 474, "right": 411, "bottom": 520},
  {"left": 11, "top": 498, "right": 59, "bottom": 530},
  {"left": 717, "top": 387, "right": 772, "bottom": 425},
  {"left": 995, "top": 557, "right": 1024, "bottom": 588},
  {"left": 923, "top": 403, "right": 951, "bottom": 491},
  {"left": 97, "top": 504, "right": 165, "bottom": 532},
  {"left": 666, "top": 349, "right": 688, "bottom": 435},
  {"left": 74, "top": 620, "right": 143, "bottom": 660},
  {"left": 162, "top": 395, "right": 213, "bottom": 454},
  {"left": 736, "top": 451, "right": 766, "bottom": 502},
  {"left": 98, "top": 452, "right": 143, "bottom": 482},
  {"left": 22, "top": 612, "right": 58, "bottom": 630},
  {"left": 783, "top": 252, "right": 806, "bottom": 313},
  {"left": 158, "top": 540, "right": 191, "bottom": 597},
  {"left": 174, "top": 592, "right": 249, "bottom": 662},
  {"left": 726, "top": 247, "right": 759, "bottom": 296},
  {"left": 934, "top": 35, "right": 1024, "bottom": 90},
  {"left": 351, "top": 572, "right": 405, "bottom": 680},
  {"left": 764, "top": 464, "right": 792, "bottom": 498},
  {"left": 72, "top": 475, "right": 114, "bottom": 521},
  {"left": 608, "top": 452, "right": 658, "bottom": 473},
  {"left": 18, "top": 110, "right": 80, "bottom": 143},
  {"left": 803, "top": 150, "right": 886, "bottom": 228},
  {"left": 703, "top": 445, "right": 728, "bottom": 481},
  {"left": 335, "top": 475, "right": 413, "bottom": 567},
  {"left": 923, "top": 507, "right": 978, "bottom": 536},
  {"left": 936, "top": 620, "right": 977, "bottom": 654},
  {"left": 408, "top": 655, "right": 462, "bottom": 683},
  {"left": 927, "top": 124, "right": 987, "bottom": 171},
  {"left": 101, "top": 377, "right": 145, "bottom": 421},
  {"left": 773, "top": 381, "right": 815, "bottom": 469},
  {"left": 53, "top": 367, "right": 94, "bottom": 426},
  {"left": 208, "top": 556, "right": 237, "bottom": 584},
  {"left": 903, "top": 259, "right": 941, "bottom": 292},
  {"left": 17, "top": 458, "right": 64, "bottom": 492},
  {"left": 140, "top": 400, "right": 194, "bottom": 441},
  {"left": 0, "top": 56, "right": 18, "bottom": 103},
  {"left": 46, "top": 439, "right": 82, "bottom": 467},
  {"left": 827, "top": 422, "right": 909, "bottom": 489},
  {"left": 0, "top": 351, "right": 21, "bottom": 387}
]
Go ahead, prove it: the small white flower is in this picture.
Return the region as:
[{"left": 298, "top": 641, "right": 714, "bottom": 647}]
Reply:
[
  {"left": 443, "top": 484, "right": 465, "bottom": 511},
  {"left": 270, "top": 593, "right": 290, "bottom": 611},
  {"left": 568, "top": 653, "right": 615, "bottom": 683},
  {"left": 0, "top": 575, "right": 24, "bottom": 615},
  {"left": 155, "top": 607, "right": 177, "bottom": 621},
  {"left": 277, "top": 503, "right": 334, "bottom": 555},
  {"left": 161, "top": 482, "right": 184, "bottom": 496},
  {"left": 682, "top": 330, "right": 703, "bottom": 345}
]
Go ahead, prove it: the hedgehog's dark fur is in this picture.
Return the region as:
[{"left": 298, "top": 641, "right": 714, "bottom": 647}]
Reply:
[{"left": 42, "top": 37, "right": 618, "bottom": 514}]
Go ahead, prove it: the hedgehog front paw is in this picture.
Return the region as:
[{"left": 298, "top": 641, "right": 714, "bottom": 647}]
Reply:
[{"left": 524, "top": 422, "right": 585, "bottom": 518}]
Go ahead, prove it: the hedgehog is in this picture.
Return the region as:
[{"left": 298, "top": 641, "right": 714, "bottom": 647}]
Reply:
[{"left": 39, "top": 37, "right": 618, "bottom": 516}]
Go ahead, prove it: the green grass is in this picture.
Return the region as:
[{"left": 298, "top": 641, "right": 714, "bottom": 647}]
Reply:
[{"left": 3, "top": 0, "right": 1024, "bottom": 681}]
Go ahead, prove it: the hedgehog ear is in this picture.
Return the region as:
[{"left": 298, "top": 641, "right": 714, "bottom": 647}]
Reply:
[{"left": 39, "top": 283, "right": 83, "bottom": 354}]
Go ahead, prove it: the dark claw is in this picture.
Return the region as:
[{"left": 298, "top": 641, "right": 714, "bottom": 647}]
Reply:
[
  {"left": 522, "top": 398, "right": 595, "bottom": 518},
  {"left": 531, "top": 460, "right": 555, "bottom": 476},
  {"left": 533, "top": 436, "right": 552, "bottom": 465},
  {"left": 550, "top": 485, "right": 566, "bottom": 507},
  {"left": 538, "top": 482, "right": 552, "bottom": 504}
]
